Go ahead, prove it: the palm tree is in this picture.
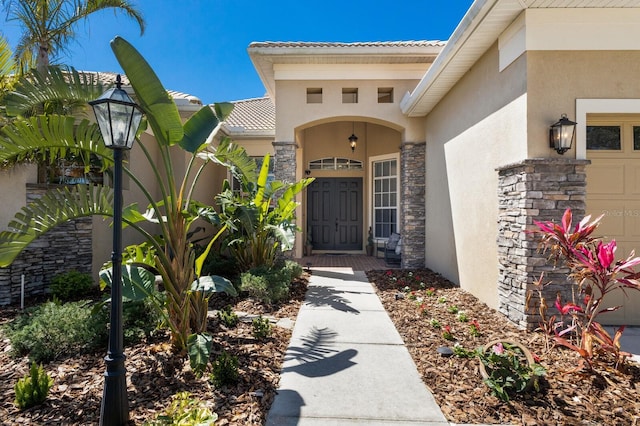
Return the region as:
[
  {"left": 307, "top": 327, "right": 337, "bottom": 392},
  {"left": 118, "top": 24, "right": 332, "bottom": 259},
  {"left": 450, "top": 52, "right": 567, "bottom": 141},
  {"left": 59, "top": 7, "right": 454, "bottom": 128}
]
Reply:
[
  {"left": 2, "top": 0, "right": 145, "bottom": 74},
  {"left": 0, "top": 33, "right": 17, "bottom": 127}
]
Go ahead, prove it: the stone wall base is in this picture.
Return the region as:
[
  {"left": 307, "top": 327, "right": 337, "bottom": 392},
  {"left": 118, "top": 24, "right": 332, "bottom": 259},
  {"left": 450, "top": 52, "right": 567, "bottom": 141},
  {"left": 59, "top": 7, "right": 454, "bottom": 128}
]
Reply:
[
  {"left": 496, "top": 158, "right": 590, "bottom": 329},
  {"left": 0, "top": 185, "right": 93, "bottom": 305}
]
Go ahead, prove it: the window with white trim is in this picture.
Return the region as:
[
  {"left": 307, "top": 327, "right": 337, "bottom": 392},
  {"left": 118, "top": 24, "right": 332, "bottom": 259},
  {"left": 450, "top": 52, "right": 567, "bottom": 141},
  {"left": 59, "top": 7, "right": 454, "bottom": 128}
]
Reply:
[{"left": 372, "top": 158, "right": 398, "bottom": 238}]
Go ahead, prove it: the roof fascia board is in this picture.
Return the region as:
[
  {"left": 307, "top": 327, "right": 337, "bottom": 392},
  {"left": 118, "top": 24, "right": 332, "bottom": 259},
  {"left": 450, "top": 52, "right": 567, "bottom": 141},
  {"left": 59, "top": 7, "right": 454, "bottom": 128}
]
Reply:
[{"left": 400, "top": 0, "right": 525, "bottom": 117}]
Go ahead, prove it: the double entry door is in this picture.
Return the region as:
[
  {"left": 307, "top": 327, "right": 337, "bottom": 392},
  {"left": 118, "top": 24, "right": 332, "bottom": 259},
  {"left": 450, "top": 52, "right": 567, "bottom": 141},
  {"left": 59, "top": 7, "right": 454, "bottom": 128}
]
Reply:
[{"left": 307, "top": 178, "right": 363, "bottom": 251}]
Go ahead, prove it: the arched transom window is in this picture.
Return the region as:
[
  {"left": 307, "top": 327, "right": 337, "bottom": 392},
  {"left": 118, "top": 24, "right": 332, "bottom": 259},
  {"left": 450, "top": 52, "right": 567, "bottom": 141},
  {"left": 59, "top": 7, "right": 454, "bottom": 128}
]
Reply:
[{"left": 308, "top": 157, "right": 363, "bottom": 170}]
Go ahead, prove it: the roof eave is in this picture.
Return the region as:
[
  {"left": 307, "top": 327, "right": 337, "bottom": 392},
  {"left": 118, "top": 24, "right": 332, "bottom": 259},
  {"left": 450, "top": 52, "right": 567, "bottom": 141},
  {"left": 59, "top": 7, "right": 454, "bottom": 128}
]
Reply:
[
  {"left": 401, "top": 0, "right": 523, "bottom": 117},
  {"left": 248, "top": 42, "right": 445, "bottom": 101}
]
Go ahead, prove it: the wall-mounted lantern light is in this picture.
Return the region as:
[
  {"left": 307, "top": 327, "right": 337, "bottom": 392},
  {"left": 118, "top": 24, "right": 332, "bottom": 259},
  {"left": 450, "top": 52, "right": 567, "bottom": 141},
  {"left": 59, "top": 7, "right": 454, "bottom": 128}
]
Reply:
[{"left": 549, "top": 114, "right": 577, "bottom": 155}]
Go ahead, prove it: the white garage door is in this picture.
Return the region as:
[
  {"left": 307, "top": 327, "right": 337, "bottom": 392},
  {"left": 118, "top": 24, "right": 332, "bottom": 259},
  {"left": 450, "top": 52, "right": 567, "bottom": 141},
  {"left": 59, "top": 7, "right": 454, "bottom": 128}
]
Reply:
[{"left": 586, "top": 114, "right": 640, "bottom": 325}]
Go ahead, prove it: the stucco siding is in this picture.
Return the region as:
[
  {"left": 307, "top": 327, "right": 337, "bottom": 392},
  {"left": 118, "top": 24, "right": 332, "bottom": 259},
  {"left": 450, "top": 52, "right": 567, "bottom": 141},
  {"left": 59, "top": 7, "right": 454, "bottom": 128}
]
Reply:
[
  {"left": 424, "top": 43, "right": 528, "bottom": 309},
  {"left": 0, "top": 164, "right": 36, "bottom": 232},
  {"left": 275, "top": 80, "right": 425, "bottom": 142},
  {"left": 527, "top": 50, "right": 640, "bottom": 159}
]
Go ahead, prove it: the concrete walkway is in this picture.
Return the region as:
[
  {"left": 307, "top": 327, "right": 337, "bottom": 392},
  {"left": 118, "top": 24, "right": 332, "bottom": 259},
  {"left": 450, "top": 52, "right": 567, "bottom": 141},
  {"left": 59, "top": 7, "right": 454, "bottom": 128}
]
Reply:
[{"left": 266, "top": 267, "right": 449, "bottom": 425}]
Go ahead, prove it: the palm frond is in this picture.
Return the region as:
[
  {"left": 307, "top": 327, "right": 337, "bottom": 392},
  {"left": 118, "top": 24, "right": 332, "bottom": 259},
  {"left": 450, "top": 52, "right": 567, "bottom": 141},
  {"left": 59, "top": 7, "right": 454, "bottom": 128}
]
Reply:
[
  {"left": 199, "top": 137, "right": 258, "bottom": 184},
  {"left": 0, "top": 184, "right": 114, "bottom": 266},
  {"left": 0, "top": 114, "right": 113, "bottom": 166},
  {"left": 0, "top": 34, "right": 16, "bottom": 87},
  {"left": 4, "top": 66, "right": 107, "bottom": 117},
  {"left": 78, "top": 0, "right": 145, "bottom": 34}
]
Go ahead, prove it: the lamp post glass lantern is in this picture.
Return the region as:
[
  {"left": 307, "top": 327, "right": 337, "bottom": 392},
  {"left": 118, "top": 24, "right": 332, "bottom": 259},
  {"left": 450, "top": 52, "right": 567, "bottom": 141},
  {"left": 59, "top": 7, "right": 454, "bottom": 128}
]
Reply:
[
  {"left": 549, "top": 114, "right": 577, "bottom": 155},
  {"left": 89, "top": 74, "right": 142, "bottom": 426}
]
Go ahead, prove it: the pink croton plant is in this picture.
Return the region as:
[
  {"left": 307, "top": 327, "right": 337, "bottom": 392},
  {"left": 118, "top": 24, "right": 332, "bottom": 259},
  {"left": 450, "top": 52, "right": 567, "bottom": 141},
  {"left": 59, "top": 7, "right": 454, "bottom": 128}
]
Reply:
[{"left": 532, "top": 208, "right": 640, "bottom": 370}]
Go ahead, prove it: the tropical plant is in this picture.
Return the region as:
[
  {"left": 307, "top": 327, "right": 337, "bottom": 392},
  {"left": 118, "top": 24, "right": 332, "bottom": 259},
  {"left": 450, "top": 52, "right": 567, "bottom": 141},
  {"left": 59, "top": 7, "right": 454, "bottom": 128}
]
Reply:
[
  {"left": 217, "top": 153, "right": 313, "bottom": 271},
  {"left": 14, "top": 362, "right": 53, "bottom": 410},
  {"left": 2, "top": 0, "right": 145, "bottom": 74},
  {"left": 531, "top": 208, "right": 640, "bottom": 370},
  {"left": 0, "top": 37, "right": 255, "bottom": 369},
  {"left": 477, "top": 341, "right": 546, "bottom": 403},
  {"left": 145, "top": 391, "right": 217, "bottom": 426}
]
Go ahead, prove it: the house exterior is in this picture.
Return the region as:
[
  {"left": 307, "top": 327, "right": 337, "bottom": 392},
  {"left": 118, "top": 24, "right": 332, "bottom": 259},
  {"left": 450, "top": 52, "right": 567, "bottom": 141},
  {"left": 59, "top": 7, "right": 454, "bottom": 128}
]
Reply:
[
  {"left": 223, "top": 0, "right": 640, "bottom": 328},
  {"left": 3, "top": 0, "right": 640, "bottom": 329}
]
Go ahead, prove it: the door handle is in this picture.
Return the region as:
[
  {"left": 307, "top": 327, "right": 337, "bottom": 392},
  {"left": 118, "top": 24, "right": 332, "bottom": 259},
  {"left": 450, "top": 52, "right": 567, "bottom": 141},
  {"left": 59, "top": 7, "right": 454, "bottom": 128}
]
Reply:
[{"left": 335, "top": 218, "right": 338, "bottom": 232}]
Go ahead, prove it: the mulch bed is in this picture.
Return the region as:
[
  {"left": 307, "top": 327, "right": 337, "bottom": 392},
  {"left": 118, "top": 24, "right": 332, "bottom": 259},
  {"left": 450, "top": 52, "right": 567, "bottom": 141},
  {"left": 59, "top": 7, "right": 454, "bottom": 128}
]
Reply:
[
  {"left": 3, "top": 267, "right": 640, "bottom": 425},
  {"left": 0, "top": 275, "right": 308, "bottom": 425},
  {"left": 367, "top": 268, "right": 640, "bottom": 425}
]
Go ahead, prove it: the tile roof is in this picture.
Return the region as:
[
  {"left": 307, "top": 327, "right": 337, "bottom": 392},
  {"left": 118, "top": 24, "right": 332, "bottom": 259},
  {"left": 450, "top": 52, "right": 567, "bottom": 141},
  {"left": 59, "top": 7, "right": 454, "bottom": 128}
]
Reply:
[
  {"left": 249, "top": 41, "right": 445, "bottom": 48},
  {"left": 79, "top": 71, "right": 202, "bottom": 106},
  {"left": 223, "top": 96, "right": 275, "bottom": 134}
]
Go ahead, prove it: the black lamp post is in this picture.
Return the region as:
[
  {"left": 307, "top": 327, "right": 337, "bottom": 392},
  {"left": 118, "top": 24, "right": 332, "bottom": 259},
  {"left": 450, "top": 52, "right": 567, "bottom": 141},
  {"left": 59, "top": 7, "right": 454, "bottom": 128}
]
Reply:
[{"left": 89, "top": 74, "right": 143, "bottom": 426}]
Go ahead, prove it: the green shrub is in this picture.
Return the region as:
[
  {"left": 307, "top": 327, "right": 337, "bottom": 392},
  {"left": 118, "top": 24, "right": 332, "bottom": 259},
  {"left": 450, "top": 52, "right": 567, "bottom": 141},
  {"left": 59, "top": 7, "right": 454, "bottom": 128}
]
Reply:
[
  {"left": 252, "top": 315, "right": 272, "bottom": 339},
  {"left": 5, "top": 300, "right": 108, "bottom": 363},
  {"left": 14, "top": 362, "right": 53, "bottom": 410},
  {"left": 240, "top": 267, "right": 289, "bottom": 304},
  {"left": 123, "top": 299, "right": 162, "bottom": 344},
  {"left": 217, "top": 305, "right": 239, "bottom": 328},
  {"left": 210, "top": 351, "right": 239, "bottom": 387},
  {"left": 50, "top": 270, "right": 94, "bottom": 301},
  {"left": 145, "top": 391, "right": 217, "bottom": 426},
  {"left": 282, "top": 260, "right": 303, "bottom": 280}
]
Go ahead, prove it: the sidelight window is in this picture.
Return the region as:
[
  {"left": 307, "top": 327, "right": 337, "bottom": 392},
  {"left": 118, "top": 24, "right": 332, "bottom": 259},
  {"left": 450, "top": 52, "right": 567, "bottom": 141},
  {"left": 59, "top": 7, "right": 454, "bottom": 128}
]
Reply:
[{"left": 372, "top": 157, "right": 398, "bottom": 239}]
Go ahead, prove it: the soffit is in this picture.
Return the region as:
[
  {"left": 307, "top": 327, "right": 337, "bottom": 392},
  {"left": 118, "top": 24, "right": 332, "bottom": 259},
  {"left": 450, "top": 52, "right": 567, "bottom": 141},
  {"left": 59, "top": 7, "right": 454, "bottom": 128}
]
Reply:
[{"left": 401, "top": 0, "right": 640, "bottom": 117}]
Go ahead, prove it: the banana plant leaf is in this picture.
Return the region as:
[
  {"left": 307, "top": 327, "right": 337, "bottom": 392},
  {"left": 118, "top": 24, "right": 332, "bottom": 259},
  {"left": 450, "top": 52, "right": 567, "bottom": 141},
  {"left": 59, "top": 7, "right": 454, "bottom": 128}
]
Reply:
[
  {"left": 191, "top": 275, "right": 237, "bottom": 297},
  {"left": 110, "top": 36, "right": 183, "bottom": 146},
  {"left": 187, "top": 332, "right": 212, "bottom": 376},
  {"left": 99, "top": 264, "right": 157, "bottom": 302}
]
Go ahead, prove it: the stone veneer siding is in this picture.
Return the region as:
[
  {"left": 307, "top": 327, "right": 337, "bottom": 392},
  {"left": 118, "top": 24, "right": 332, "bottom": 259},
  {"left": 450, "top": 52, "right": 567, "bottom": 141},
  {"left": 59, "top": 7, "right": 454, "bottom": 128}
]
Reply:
[
  {"left": 272, "top": 141, "right": 297, "bottom": 258},
  {"left": 401, "top": 142, "right": 426, "bottom": 268},
  {"left": 272, "top": 141, "right": 297, "bottom": 184},
  {"left": 496, "top": 158, "right": 590, "bottom": 329},
  {"left": 0, "top": 184, "right": 93, "bottom": 305}
]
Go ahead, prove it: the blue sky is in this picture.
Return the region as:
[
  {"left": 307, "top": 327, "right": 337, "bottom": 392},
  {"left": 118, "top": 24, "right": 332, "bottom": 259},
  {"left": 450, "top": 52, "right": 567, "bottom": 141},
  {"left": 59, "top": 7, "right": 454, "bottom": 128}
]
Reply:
[{"left": 2, "top": 1, "right": 474, "bottom": 105}]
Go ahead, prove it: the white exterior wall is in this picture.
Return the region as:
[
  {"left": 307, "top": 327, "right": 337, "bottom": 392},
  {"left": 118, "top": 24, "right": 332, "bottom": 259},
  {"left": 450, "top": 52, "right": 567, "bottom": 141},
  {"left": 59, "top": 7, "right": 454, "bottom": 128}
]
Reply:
[{"left": 424, "top": 43, "right": 528, "bottom": 309}]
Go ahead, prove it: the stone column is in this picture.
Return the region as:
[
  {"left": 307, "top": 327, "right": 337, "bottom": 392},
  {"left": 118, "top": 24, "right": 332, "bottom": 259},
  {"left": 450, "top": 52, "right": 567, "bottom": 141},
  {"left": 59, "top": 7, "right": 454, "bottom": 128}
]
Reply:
[
  {"left": 496, "top": 158, "right": 590, "bottom": 329},
  {"left": 400, "top": 142, "right": 426, "bottom": 268},
  {"left": 272, "top": 141, "right": 297, "bottom": 184},
  {"left": 272, "top": 141, "right": 298, "bottom": 259}
]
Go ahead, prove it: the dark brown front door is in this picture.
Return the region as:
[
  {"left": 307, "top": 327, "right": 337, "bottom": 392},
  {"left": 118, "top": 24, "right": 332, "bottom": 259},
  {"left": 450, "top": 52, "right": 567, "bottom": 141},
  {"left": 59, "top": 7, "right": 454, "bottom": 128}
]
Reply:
[{"left": 307, "top": 178, "right": 363, "bottom": 251}]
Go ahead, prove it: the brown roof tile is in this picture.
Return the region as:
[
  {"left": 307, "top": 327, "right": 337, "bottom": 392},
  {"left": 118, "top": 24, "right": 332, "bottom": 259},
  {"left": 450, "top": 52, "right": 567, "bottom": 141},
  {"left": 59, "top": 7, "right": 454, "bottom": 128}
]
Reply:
[{"left": 224, "top": 96, "right": 275, "bottom": 133}]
